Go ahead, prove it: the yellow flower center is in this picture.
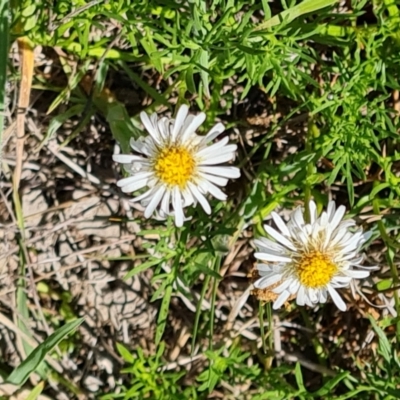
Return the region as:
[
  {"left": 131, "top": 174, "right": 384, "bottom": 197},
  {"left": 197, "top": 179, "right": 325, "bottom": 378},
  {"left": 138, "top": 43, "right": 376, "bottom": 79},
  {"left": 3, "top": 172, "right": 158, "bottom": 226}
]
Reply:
[
  {"left": 154, "top": 146, "right": 195, "bottom": 188},
  {"left": 296, "top": 251, "right": 337, "bottom": 288}
]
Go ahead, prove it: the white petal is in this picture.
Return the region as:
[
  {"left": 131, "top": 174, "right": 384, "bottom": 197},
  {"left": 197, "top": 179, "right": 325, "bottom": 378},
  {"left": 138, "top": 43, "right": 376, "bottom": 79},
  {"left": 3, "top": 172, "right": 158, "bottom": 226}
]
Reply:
[
  {"left": 181, "top": 188, "right": 195, "bottom": 207},
  {"left": 116, "top": 172, "right": 153, "bottom": 187},
  {"left": 172, "top": 104, "right": 189, "bottom": 139},
  {"left": 319, "top": 210, "right": 329, "bottom": 227},
  {"left": 308, "top": 201, "right": 317, "bottom": 224},
  {"left": 327, "top": 285, "right": 347, "bottom": 311},
  {"left": 160, "top": 188, "right": 171, "bottom": 215},
  {"left": 329, "top": 205, "right": 346, "bottom": 231},
  {"left": 362, "top": 231, "right": 373, "bottom": 243},
  {"left": 319, "top": 289, "right": 328, "bottom": 303},
  {"left": 157, "top": 117, "right": 170, "bottom": 140},
  {"left": 144, "top": 186, "right": 165, "bottom": 218},
  {"left": 332, "top": 276, "right": 352, "bottom": 283},
  {"left": 344, "top": 270, "right": 370, "bottom": 279},
  {"left": 199, "top": 172, "right": 228, "bottom": 187},
  {"left": 271, "top": 212, "right": 291, "bottom": 237},
  {"left": 273, "top": 279, "right": 291, "bottom": 294},
  {"left": 199, "top": 180, "right": 227, "bottom": 201},
  {"left": 291, "top": 207, "right": 305, "bottom": 228},
  {"left": 255, "top": 272, "right": 276, "bottom": 282},
  {"left": 273, "top": 291, "right": 290, "bottom": 309},
  {"left": 254, "top": 252, "right": 292, "bottom": 263},
  {"left": 254, "top": 237, "right": 285, "bottom": 253},
  {"left": 340, "top": 234, "right": 363, "bottom": 254},
  {"left": 196, "top": 137, "right": 229, "bottom": 157},
  {"left": 172, "top": 187, "right": 184, "bottom": 227},
  {"left": 296, "top": 285, "right": 306, "bottom": 306},
  {"left": 130, "top": 188, "right": 155, "bottom": 203},
  {"left": 254, "top": 273, "right": 282, "bottom": 289},
  {"left": 201, "top": 122, "right": 225, "bottom": 143},
  {"left": 201, "top": 144, "right": 238, "bottom": 159},
  {"left": 330, "top": 229, "right": 351, "bottom": 248},
  {"left": 180, "top": 112, "right": 206, "bottom": 143},
  {"left": 140, "top": 111, "right": 162, "bottom": 144},
  {"left": 199, "top": 152, "right": 236, "bottom": 165},
  {"left": 308, "top": 288, "right": 318, "bottom": 303},
  {"left": 256, "top": 264, "right": 274, "bottom": 273},
  {"left": 288, "top": 280, "right": 300, "bottom": 293},
  {"left": 130, "top": 138, "right": 153, "bottom": 156},
  {"left": 198, "top": 166, "right": 240, "bottom": 179},
  {"left": 120, "top": 179, "right": 149, "bottom": 193},
  {"left": 326, "top": 201, "right": 336, "bottom": 220},
  {"left": 264, "top": 225, "right": 296, "bottom": 251},
  {"left": 187, "top": 182, "right": 211, "bottom": 214},
  {"left": 113, "top": 154, "right": 144, "bottom": 164}
]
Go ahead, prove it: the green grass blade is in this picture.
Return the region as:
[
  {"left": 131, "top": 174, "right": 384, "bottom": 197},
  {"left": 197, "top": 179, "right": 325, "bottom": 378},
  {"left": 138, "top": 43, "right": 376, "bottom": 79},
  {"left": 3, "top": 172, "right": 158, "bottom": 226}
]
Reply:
[
  {"left": 155, "top": 280, "right": 173, "bottom": 346},
  {"left": 25, "top": 382, "right": 45, "bottom": 400},
  {"left": 7, "top": 318, "right": 84, "bottom": 386},
  {"left": 191, "top": 273, "right": 211, "bottom": 354},
  {"left": 255, "top": 0, "right": 339, "bottom": 30}
]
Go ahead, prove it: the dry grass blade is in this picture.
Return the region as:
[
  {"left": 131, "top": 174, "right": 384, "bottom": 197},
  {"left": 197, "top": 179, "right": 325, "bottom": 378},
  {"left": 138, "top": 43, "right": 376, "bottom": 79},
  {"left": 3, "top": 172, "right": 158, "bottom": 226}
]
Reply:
[
  {"left": 13, "top": 37, "right": 34, "bottom": 191},
  {"left": 0, "top": 0, "right": 9, "bottom": 177}
]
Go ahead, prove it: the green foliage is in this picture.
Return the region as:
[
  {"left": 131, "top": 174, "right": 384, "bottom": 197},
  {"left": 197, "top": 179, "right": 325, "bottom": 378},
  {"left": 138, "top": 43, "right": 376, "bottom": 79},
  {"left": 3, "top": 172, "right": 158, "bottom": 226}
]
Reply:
[
  {"left": 101, "top": 343, "right": 196, "bottom": 400},
  {"left": 7, "top": 0, "right": 400, "bottom": 398},
  {"left": 7, "top": 319, "right": 84, "bottom": 386}
]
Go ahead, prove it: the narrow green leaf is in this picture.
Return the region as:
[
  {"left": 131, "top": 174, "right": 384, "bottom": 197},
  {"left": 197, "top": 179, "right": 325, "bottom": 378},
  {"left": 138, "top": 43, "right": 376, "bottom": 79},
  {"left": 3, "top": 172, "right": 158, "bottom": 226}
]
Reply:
[
  {"left": 124, "top": 258, "right": 163, "bottom": 280},
  {"left": 191, "top": 273, "right": 211, "bottom": 354},
  {"left": 25, "top": 382, "right": 45, "bottom": 400},
  {"left": 312, "top": 372, "right": 349, "bottom": 396},
  {"left": 116, "top": 342, "right": 134, "bottom": 364},
  {"left": 255, "top": 0, "right": 339, "bottom": 30},
  {"left": 346, "top": 157, "right": 354, "bottom": 206},
  {"left": 118, "top": 61, "right": 169, "bottom": 107},
  {"left": 155, "top": 282, "right": 173, "bottom": 346},
  {"left": 47, "top": 60, "right": 91, "bottom": 114},
  {"left": 106, "top": 102, "right": 141, "bottom": 154},
  {"left": 193, "top": 262, "right": 222, "bottom": 279},
  {"left": 199, "top": 49, "right": 210, "bottom": 97},
  {"left": 40, "top": 104, "right": 85, "bottom": 149},
  {"left": 7, "top": 318, "right": 84, "bottom": 386},
  {"left": 295, "top": 363, "right": 305, "bottom": 392},
  {"left": 368, "top": 315, "right": 392, "bottom": 364},
  {"left": 370, "top": 182, "right": 390, "bottom": 198}
]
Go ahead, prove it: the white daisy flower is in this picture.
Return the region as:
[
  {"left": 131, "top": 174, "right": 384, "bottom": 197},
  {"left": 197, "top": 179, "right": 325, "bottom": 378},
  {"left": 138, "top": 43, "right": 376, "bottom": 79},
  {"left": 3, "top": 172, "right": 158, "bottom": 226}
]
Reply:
[
  {"left": 113, "top": 105, "right": 240, "bottom": 227},
  {"left": 253, "top": 200, "right": 373, "bottom": 311}
]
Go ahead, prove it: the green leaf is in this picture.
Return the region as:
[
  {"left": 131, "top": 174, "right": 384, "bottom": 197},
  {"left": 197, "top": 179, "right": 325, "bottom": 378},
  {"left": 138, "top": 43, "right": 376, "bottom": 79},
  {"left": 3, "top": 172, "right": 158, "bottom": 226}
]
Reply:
[
  {"left": 312, "top": 372, "right": 349, "bottom": 396},
  {"left": 124, "top": 257, "right": 163, "bottom": 280},
  {"left": 118, "top": 61, "right": 169, "bottom": 107},
  {"left": 40, "top": 104, "right": 85, "bottom": 149},
  {"left": 116, "top": 342, "right": 134, "bottom": 364},
  {"left": 376, "top": 278, "right": 393, "bottom": 292},
  {"left": 25, "top": 382, "right": 45, "bottom": 400},
  {"left": 199, "top": 49, "right": 210, "bottom": 97},
  {"left": 255, "top": 0, "right": 339, "bottom": 30},
  {"left": 155, "top": 282, "right": 173, "bottom": 346},
  {"left": 7, "top": 318, "right": 84, "bottom": 386},
  {"left": 294, "top": 363, "right": 305, "bottom": 392},
  {"left": 368, "top": 315, "right": 392, "bottom": 364},
  {"left": 106, "top": 102, "right": 140, "bottom": 154},
  {"left": 193, "top": 262, "right": 222, "bottom": 279}
]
